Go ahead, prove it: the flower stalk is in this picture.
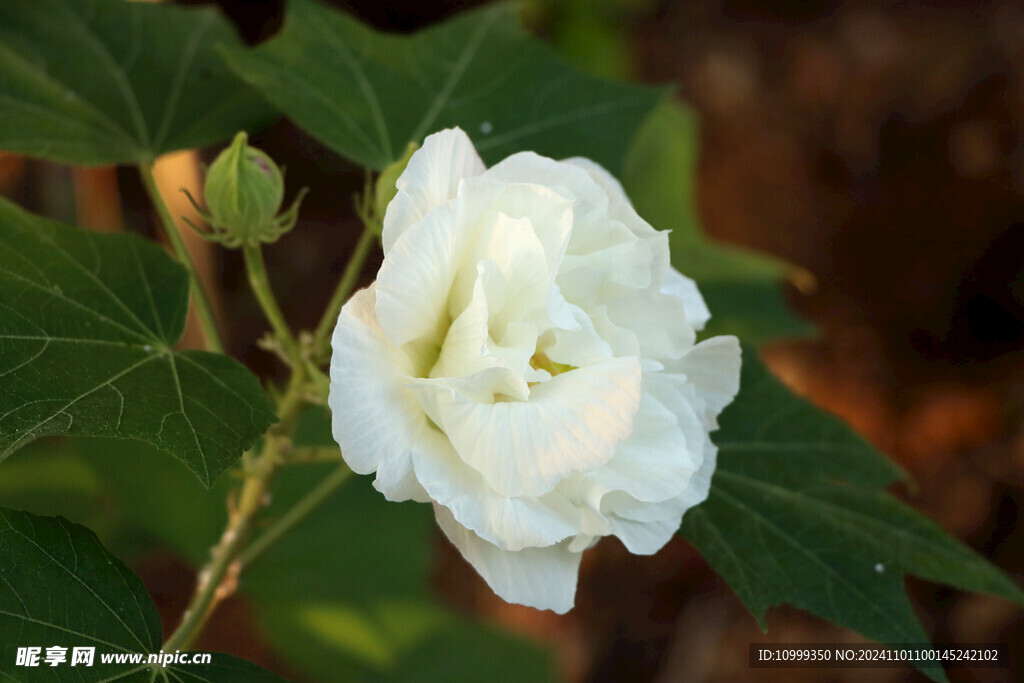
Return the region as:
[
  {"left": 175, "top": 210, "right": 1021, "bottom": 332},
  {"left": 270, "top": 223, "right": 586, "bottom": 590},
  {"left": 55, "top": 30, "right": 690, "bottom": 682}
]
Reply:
[
  {"left": 243, "top": 243, "right": 301, "bottom": 363},
  {"left": 163, "top": 369, "right": 307, "bottom": 651},
  {"left": 312, "top": 223, "right": 376, "bottom": 361},
  {"left": 161, "top": 146, "right": 384, "bottom": 651}
]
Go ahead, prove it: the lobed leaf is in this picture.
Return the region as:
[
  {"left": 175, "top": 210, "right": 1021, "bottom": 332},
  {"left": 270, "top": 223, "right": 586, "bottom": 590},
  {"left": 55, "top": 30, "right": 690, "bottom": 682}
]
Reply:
[
  {"left": 0, "top": 0, "right": 276, "bottom": 165},
  {"left": 680, "top": 350, "right": 1024, "bottom": 681},
  {"left": 0, "top": 197, "right": 276, "bottom": 486}
]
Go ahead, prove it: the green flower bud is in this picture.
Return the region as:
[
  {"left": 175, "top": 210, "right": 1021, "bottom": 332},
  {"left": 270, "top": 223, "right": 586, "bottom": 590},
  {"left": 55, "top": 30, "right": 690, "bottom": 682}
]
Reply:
[{"left": 182, "top": 132, "right": 307, "bottom": 248}]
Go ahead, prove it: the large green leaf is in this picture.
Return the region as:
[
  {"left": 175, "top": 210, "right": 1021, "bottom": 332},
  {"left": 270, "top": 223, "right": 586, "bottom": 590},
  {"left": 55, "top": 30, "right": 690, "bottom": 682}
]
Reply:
[
  {"left": 624, "top": 101, "right": 812, "bottom": 343},
  {"left": 0, "top": 508, "right": 286, "bottom": 681},
  {"left": 222, "top": 0, "right": 666, "bottom": 172},
  {"left": 242, "top": 466, "right": 559, "bottom": 682},
  {"left": 0, "top": 198, "right": 276, "bottom": 486},
  {"left": 0, "top": 0, "right": 276, "bottom": 166},
  {"left": 680, "top": 349, "right": 1024, "bottom": 681}
]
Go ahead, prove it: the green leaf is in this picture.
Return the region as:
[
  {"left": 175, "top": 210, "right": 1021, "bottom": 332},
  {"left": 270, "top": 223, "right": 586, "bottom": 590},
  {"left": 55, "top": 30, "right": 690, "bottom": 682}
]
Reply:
[
  {"left": 242, "top": 466, "right": 558, "bottom": 682},
  {"left": 221, "top": 0, "right": 666, "bottom": 172},
  {"left": 624, "top": 101, "right": 813, "bottom": 343},
  {"left": 0, "top": 0, "right": 276, "bottom": 166},
  {"left": 680, "top": 349, "right": 1024, "bottom": 681},
  {"left": 0, "top": 507, "right": 287, "bottom": 681},
  {"left": 0, "top": 198, "right": 276, "bottom": 486}
]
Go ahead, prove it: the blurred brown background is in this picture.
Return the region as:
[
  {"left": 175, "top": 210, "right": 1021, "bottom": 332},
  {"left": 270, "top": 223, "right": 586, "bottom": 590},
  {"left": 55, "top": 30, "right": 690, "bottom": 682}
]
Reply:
[{"left": 2, "top": 0, "right": 1021, "bottom": 681}]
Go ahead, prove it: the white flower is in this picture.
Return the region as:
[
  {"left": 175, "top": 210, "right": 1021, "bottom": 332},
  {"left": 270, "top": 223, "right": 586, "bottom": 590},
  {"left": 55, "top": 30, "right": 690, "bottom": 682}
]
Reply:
[{"left": 329, "top": 128, "right": 741, "bottom": 613}]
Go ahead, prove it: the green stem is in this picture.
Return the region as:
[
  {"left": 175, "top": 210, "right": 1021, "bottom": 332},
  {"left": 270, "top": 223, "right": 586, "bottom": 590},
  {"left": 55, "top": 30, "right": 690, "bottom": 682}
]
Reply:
[
  {"left": 138, "top": 165, "right": 224, "bottom": 353},
  {"left": 239, "top": 463, "right": 352, "bottom": 569},
  {"left": 312, "top": 225, "right": 376, "bottom": 360},
  {"left": 282, "top": 444, "right": 345, "bottom": 464},
  {"left": 242, "top": 243, "right": 301, "bottom": 363},
  {"left": 163, "top": 368, "right": 308, "bottom": 651},
  {"left": 160, "top": 484, "right": 258, "bottom": 652}
]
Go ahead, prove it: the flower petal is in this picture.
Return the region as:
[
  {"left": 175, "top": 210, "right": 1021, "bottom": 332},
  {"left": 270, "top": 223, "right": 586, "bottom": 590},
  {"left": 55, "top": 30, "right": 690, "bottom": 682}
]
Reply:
[
  {"left": 541, "top": 304, "right": 615, "bottom": 368},
  {"left": 605, "top": 514, "right": 681, "bottom": 555},
  {"left": 412, "top": 434, "right": 579, "bottom": 551},
  {"left": 375, "top": 202, "right": 466, "bottom": 348},
  {"left": 671, "top": 335, "right": 742, "bottom": 429},
  {"left": 662, "top": 267, "right": 711, "bottom": 331},
  {"left": 600, "top": 442, "right": 719, "bottom": 555},
  {"left": 563, "top": 156, "right": 672, "bottom": 288},
  {"left": 435, "top": 506, "right": 582, "bottom": 614},
  {"left": 328, "top": 286, "right": 429, "bottom": 502},
  {"left": 607, "top": 442, "right": 718, "bottom": 525},
  {"left": 604, "top": 289, "right": 697, "bottom": 363},
  {"left": 575, "top": 391, "right": 699, "bottom": 508},
  {"left": 478, "top": 212, "right": 552, "bottom": 334},
  {"left": 411, "top": 356, "right": 643, "bottom": 498},
  {"left": 382, "top": 127, "right": 485, "bottom": 252}
]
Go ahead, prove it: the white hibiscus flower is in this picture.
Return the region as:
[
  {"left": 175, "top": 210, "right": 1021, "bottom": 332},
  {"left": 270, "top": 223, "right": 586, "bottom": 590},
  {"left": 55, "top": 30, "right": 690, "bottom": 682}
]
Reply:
[{"left": 329, "top": 127, "right": 740, "bottom": 613}]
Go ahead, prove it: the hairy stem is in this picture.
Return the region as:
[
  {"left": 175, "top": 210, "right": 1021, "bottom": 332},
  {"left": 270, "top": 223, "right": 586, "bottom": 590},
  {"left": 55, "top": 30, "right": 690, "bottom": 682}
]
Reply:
[
  {"left": 163, "top": 368, "right": 307, "bottom": 651},
  {"left": 160, "top": 468, "right": 262, "bottom": 652},
  {"left": 138, "top": 164, "right": 224, "bottom": 353},
  {"left": 312, "top": 225, "right": 376, "bottom": 360},
  {"left": 163, "top": 194, "right": 378, "bottom": 650}
]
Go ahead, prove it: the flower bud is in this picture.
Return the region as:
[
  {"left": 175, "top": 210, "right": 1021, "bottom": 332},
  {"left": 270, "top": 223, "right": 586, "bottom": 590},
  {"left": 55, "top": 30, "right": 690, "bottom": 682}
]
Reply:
[{"left": 182, "top": 132, "right": 307, "bottom": 248}]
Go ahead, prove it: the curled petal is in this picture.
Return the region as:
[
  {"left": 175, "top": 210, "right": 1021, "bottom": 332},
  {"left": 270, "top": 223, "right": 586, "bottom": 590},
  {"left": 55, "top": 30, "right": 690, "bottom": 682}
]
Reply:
[
  {"left": 383, "top": 127, "right": 485, "bottom": 252},
  {"left": 670, "top": 335, "right": 742, "bottom": 429},
  {"left": 662, "top": 267, "right": 711, "bottom": 332},
  {"left": 411, "top": 356, "right": 643, "bottom": 498},
  {"left": 412, "top": 433, "right": 579, "bottom": 551},
  {"left": 329, "top": 286, "right": 429, "bottom": 502},
  {"left": 435, "top": 506, "right": 582, "bottom": 614}
]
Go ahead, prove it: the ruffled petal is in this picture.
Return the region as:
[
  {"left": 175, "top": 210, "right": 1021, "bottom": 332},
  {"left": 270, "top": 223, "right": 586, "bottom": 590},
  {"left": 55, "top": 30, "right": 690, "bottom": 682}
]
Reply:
[
  {"left": 375, "top": 202, "right": 466, "bottom": 348},
  {"left": 606, "top": 442, "right": 718, "bottom": 525},
  {"left": 435, "top": 506, "right": 582, "bottom": 614},
  {"left": 662, "top": 267, "right": 712, "bottom": 331},
  {"left": 382, "top": 127, "right": 485, "bottom": 252},
  {"left": 541, "top": 304, "right": 614, "bottom": 368},
  {"left": 485, "top": 152, "right": 610, "bottom": 221},
  {"left": 605, "top": 514, "right": 681, "bottom": 555},
  {"left": 563, "top": 157, "right": 672, "bottom": 287},
  {"left": 328, "top": 286, "right": 429, "bottom": 502},
  {"left": 479, "top": 212, "right": 552, "bottom": 334},
  {"left": 412, "top": 434, "right": 579, "bottom": 551},
  {"left": 672, "top": 335, "right": 742, "bottom": 429},
  {"left": 604, "top": 289, "right": 697, "bottom": 363},
  {"left": 411, "top": 357, "right": 643, "bottom": 498},
  {"left": 575, "top": 391, "right": 698, "bottom": 508}
]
